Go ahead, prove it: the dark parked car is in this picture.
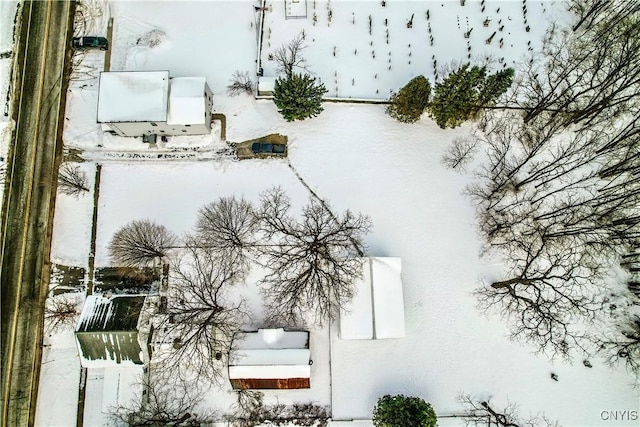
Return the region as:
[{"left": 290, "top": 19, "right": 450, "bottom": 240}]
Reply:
[
  {"left": 72, "top": 36, "right": 109, "bottom": 51},
  {"left": 251, "top": 141, "right": 286, "bottom": 155}
]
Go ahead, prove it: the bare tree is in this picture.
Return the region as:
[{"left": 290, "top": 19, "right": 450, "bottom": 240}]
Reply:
[
  {"left": 57, "top": 163, "right": 90, "bottom": 197},
  {"left": 457, "top": 394, "right": 558, "bottom": 427},
  {"left": 598, "top": 314, "right": 640, "bottom": 385},
  {"left": 70, "top": 0, "right": 106, "bottom": 83},
  {"left": 452, "top": 1, "right": 640, "bottom": 376},
  {"left": 228, "top": 390, "right": 329, "bottom": 427},
  {"left": 155, "top": 244, "right": 249, "bottom": 385},
  {"left": 109, "top": 368, "right": 214, "bottom": 426},
  {"left": 518, "top": 6, "right": 640, "bottom": 127},
  {"left": 44, "top": 293, "right": 82, "bottom": 332},
  {"left": 108, "top": 219, "right": 177, "bottom": 267},
  {"left": 273, "top": 32, "right": 308, "bottom": 77},
  {"left": 227, "top": 71, "right": 255, "bottom": 96},
  {"left": 255, "top": 187, "right": 371, "bottom": 325},
  {"left": 476, "top": 229, "right": 607, "bottom": 359},
  {"left": 194, "top": 196, "right": 257, "bottom": 275},
  {"left": 441, "top": 135, "right": 479, "bottom": 172}
]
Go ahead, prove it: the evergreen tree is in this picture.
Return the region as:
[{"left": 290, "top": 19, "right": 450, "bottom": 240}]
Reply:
[
  {"left": 386, "top": 75, "right": 431, "bottom": 123},
  {"left": 372, "top": 395, "right": 437, "bottom": 427},
  {"left": 273, "top": 73, "right": 328, "bottom": 121},
  {"left": 428, "top": 64, "right": 514, "bottom": 128}
]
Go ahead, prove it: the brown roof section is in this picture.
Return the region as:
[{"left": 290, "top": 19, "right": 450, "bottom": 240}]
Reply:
[{"left": 230, "top": 377, "right": 310, "bottom": 390}]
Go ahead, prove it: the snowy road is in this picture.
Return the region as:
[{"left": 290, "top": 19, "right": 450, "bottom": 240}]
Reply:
[{"left": 0, "top": 1, "right": 74, "bottom": 425}]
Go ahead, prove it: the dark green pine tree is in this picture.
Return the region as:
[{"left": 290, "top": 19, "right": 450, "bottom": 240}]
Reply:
[
  {"left": 386, "top": 75, "right": 431, "bottom": 123},
  {"left": 372, "top": 394, "right": 437, "bottom": 427},
  {"left": 428, "top": 64, "right": 514, "bottom": 128},
  {"left": 273, "top": 73, "right": 328, "bottom": 121}
]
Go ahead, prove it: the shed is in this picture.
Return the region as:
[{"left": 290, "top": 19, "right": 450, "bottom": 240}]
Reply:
[
  {"left": 339, "top": 257, "right": 405, "bottom": 340},
  {"left": 257, "top": 76, "right": 276, "bottom": 96},
  {"left": 75, "top": 295, "right": 146, "bottom": 367},
  {"left": 229, "top": 328, "right": 311, "bottom": 389}
]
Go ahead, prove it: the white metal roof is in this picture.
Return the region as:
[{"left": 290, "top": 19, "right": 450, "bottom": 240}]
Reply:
[
  {"left": 167, "top": 77, "right": 207, "bottom": 125},
  {"left": 235, "top": 328, "right": 308, "bottom": 350},
  {"left": 229, "top": 329, "right": 310, "bottom": 379},
  {"left": 339, "top": 258, "right": 374, "bottom": 339},
  {"left": 229, "top": 364, "right": 310, "bottom": 380},
  {"left": 339, "top": 257, "right": 405, "bottom": 340},
  {"left": 371, "top": 257, "right": 405, "bottom": 339},
  {"left": 97, "top": 71, "right": 169, "bottom": 123}
]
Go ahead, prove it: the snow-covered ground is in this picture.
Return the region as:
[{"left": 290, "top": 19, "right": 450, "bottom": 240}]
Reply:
[
  {"left": 32, "top": 1, "right": 640, "bottom": 426},
  {"left": 260, "top": 0, "right": 571, "bottom": 99}
]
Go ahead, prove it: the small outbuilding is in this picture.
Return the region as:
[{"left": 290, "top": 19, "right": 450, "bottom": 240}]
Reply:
[
  {"left": 229, "top": 328, "right": 311, "bottom": 390},
  {"left": 257, "top": 76, "right": 276, "bottom": 96},
  {"left": 339, "top": 257, "right": 405, "bottom": 340},
  {"left": 75, "top": 295, "right": 146, "bottom": 367}
]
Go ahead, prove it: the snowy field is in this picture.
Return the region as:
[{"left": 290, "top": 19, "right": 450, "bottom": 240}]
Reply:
[
  {"left": 260, "top": 0, "right": 571, "bottom": 99},
  {"left": 30, "top": 0, "right": 640, "bottom": 426},
  {"left": 47, "top": 101, "right": 640, "bottom": 426}
]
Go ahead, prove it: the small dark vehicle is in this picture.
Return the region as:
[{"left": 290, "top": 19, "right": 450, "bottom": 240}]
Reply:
[
  {"left": 72, "top": 36, "right": 109, "bottom": 51},
  {"left": 251, "top": 141, "right": 286, "bottom": 155}
]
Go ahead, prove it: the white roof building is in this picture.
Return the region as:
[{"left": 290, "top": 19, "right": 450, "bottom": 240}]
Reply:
[
  {"left": 97, "top": 71, "right": 213, "bottom": 137},
  {"left": 340, "top": 257, "right": 405, "bottom": 340},
  {"left": 167, "top": 76, "right": 208, "bottom": 125},
  {"left": 229, "top": 328, "right": 311, "bottom": 389},
  {"left": 97, "top": 71, "right": 169, "bottom": 123}
]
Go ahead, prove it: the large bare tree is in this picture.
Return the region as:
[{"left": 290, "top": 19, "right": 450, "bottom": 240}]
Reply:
[
  {"left": 155, "top": 244, "right": 249, "bottom": 385},
  {"left": 517, "top": 5, "right": 640, "bottom": 127},
  {"left": 457, "top": 394, "right": 558, "bottom": 427},
  {"left": 194, "top": 196, "right": 257, "bottom": 275},
  {"left": 255, "top": 187, "right": 371, "bottom": 325},
  {"left": 108, "top": 219, "right": 177, "bottom": 267},
  {"left": 476, "top": 229, "right": 606, "bottom": 358},
  {"left": 598, "top": 313, "right": 640, "bottom": 385}
]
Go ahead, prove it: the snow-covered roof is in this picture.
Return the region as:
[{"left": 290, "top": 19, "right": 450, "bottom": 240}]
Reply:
[
  {"left": 75, "top": 295, "right": 146, "bottom": 367},
  {"left": 229, "top": 328, "right": 310, "bottom": 380},
  {"left": 258, "top": 76, "right": 276, "bottom": 93},
  {"left": 97, "top": 71, "right": 169, "bottom": 123},
  {"left": 167, "top": 77, "right": 207, "bottom": 125},
  {"left": 339, "top": 258, "right": 374, "bottom": 339},
  {"left": 229, "top": 364, "right": 311, "bottom": 380},
  {"left": 371, "top": 257, "right": 405, "bottom": 339},
  {"left": 340, "top": 257, "right": 405, "bottom": 340},
  {"left": 76, "top": 295, "right": 145, "bottom": 332},
  {"left": 101, "top": 367, "right": 143, "bottom": 413}
]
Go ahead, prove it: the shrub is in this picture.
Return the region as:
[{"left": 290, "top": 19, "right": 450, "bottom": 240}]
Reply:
[
  {"left": 372, "top": 394, "right": 437, "bottom": 427},
  {"left": 386, "top": 75, "right": 431, "bottom": 123}
]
